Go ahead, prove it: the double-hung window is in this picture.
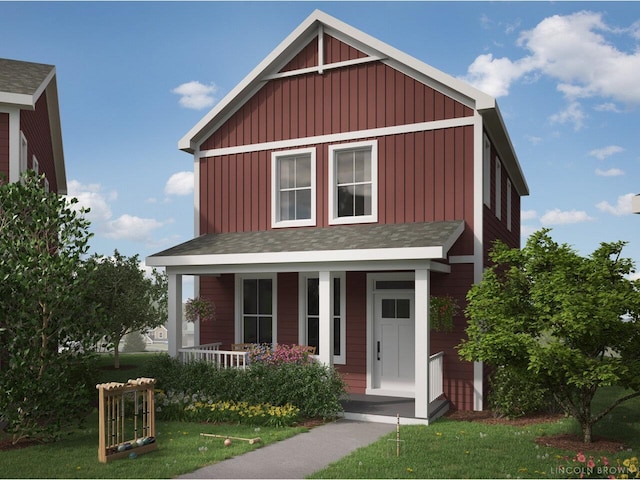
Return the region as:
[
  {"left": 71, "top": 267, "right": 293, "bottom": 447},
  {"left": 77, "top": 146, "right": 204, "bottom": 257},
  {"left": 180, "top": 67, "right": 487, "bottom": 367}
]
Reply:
[
  {"left": 300, "top": 273, "right": 346, "bottom": 364},
  {"left": 240, "top": 276, "right": 275, "bottom": 344},
  {"left": 271, "top": 148, "right": 316, "bottom": 228},
  {"left": 328, "top": 140, "right": 378, "bottom": 224}
]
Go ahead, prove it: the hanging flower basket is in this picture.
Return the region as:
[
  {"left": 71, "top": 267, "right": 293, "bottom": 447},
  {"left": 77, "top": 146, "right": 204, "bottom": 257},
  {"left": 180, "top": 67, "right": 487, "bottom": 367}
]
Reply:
[
  {"left": 430, "top": 295, "right": 458, "bottom": 332},
  {"left": 185, "top": 297, "right": 216, "bottom": 323}
]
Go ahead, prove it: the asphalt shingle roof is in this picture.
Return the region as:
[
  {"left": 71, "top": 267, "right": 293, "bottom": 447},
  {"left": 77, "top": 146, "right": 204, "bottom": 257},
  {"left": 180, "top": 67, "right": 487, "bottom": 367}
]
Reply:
[
  {"left": 150, "top": 221, "right": 465, "bottom": 259},
  {"left": 0, "top": 58, "right": 54, "bottom": 96}
]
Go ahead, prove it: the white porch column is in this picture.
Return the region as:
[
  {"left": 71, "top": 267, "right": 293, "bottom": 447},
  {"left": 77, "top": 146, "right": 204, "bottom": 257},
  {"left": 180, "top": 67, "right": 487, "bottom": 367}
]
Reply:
[
  {"left": 414, "top": 268, "right": 430, "bottom": 419},
  {"left": 317, "top": 270, "right": 334, "bottom": 366},
  {"left": 168, "top": 273, "right": 183, "bottom": 358}
]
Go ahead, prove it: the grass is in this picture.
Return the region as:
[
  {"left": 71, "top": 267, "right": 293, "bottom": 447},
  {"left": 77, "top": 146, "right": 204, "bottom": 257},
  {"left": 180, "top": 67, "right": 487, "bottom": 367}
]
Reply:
[
  {"left": 309, "top": 387, "right": 640, "bottom": 479},
  {"left": 0, "top": 411, "right": 307, "bottom": 478}
]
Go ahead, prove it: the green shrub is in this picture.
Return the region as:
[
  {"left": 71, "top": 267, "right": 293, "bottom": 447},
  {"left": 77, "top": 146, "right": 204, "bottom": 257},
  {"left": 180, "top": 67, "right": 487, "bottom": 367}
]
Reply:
[
  {"left": 488, "top": 365, "right": 555, "bottom": 418},
  {"left": 144, "top": 354, "right": 346, "bottom": 420}
]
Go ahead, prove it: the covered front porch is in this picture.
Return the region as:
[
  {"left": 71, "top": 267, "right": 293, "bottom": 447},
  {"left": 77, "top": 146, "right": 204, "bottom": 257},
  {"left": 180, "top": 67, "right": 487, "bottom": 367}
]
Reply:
[{"left": 146, "top": 221, "right": 465, "bottom": 422}]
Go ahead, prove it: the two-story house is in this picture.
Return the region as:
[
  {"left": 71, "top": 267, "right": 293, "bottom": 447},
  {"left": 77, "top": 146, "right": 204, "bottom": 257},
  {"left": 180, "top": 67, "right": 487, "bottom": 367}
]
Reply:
[
  {"left": 147, "top": 10, "right": 529, "bottom": 422},
  {"left": 0, "top": 58, "right": 66, "bottom": 194}
]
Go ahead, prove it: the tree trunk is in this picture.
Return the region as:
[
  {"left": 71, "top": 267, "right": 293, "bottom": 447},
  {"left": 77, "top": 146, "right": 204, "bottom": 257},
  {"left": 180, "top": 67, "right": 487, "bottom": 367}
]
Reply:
[
  {"left": 582, "top": 421, "right": 593, "bottom": 443},
  {"left": 113, "top": 334, "right": 122, "bottom": 369}
]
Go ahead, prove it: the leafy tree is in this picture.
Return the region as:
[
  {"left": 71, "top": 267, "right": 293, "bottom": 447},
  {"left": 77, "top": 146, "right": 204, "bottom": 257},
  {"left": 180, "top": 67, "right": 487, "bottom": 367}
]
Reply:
[
  {"left": 86, "top": 250, "right": 167, "bottom": 368},
  {"left": 0, "top": 171, "right": 98, "bottom": 443},
  {"left": 122, "top": 330, "right": 147, "bottom": 353},
  {"left": 458, "top": 229, "right": 640, "bottom": 443}
]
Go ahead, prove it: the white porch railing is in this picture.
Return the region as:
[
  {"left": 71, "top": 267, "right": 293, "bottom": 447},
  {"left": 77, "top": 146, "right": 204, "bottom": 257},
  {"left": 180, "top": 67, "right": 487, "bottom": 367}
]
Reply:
[
  {"left": 428, "top": 351, "right": 444, "bottom": 402},
  {"left": 178, "top": 343, "right": 250, "bottom": 369}
]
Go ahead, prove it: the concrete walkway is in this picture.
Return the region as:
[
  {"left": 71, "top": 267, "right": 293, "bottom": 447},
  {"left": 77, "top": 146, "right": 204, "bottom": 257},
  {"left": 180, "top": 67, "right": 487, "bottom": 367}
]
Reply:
[{"left": 178, "top": 419, "right": 396, "bottom": 479}]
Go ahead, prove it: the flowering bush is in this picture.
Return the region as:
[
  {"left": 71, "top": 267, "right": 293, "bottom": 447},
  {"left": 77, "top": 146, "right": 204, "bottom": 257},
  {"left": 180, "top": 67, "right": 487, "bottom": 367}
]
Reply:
[
  {"left": 430, "top": 295, "right": 458, "bottom": 332},
  {"left": 186, "top": 399, "right": 300, "bottom": 427},
  {"left": 248, "top": 343, "right": 315, "bottom": 366},
  {"left": 153, "top": 390, "right": 299, "bottom": 427},
  {"left": 184, "top": 297, "right": 216, "bottom": 322}
]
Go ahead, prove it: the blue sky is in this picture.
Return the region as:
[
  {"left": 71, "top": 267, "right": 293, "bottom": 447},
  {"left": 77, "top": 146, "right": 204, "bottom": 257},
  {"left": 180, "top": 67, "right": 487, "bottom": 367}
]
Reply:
[{"left": 2, "top": 1, "right": 640, "bottom": 297}]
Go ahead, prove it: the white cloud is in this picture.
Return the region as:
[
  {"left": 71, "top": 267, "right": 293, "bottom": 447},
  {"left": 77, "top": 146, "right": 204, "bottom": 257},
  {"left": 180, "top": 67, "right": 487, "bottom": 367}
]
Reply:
[
  {"left": 165, "top": 171, "right": 194, "bottom": 196},
  {"left": 594, "top": 102, "right": 621, "bottom": 113},
  {"left": 461, "top": 11, "right": 640, "bottom": 129},
  {"left": 596, "top": 193, "right": 634, "bottom": 216},
  {"left": 104, "top": 214, "right": 164, "bottom": 242},
  {"left": 66, "top": 179, "right": 116, "bottom": 222},
  {"left": 526, "top": 135, "right": 543, "bottom": 146},
  {"left": 595, "top": 168, "right": 624, "bottom": 177},
  {"left": 521, "top": 209, "right": 538, "bottom": 221},
  {"left": 549, "top": 101, "right": 586, "bottom": 131},
  {"left": 589, "top": 145, "right": 624, "bottom": 160},
  {"left": 540, "top": 208, "right": 595, "bottom": 225},
  {"left": 172, "top": 81, "right": 218, "bottom": 110}
]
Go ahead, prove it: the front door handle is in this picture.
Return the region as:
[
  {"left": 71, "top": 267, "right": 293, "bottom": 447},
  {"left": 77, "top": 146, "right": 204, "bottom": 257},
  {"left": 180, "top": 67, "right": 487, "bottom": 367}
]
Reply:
[{"left": 377, "top": 341, "right": 380, "bottom": 360}]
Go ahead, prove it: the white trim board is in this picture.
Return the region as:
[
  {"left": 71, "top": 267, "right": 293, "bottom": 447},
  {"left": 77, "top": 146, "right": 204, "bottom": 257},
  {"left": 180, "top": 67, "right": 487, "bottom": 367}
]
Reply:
[{"left": 197, "top": 117, "right": 474, "bottom": 159}]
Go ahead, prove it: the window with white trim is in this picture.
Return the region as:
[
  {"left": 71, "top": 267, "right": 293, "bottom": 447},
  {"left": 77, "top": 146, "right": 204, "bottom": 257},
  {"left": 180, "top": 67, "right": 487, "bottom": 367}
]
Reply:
[
  {"left": 495, "top": 158, "right": 502, "bottom": 220},
  {"left": 271, "top": 148, "right": 316, "bottom": 228},
  {"left": 32, "top": 156, "right": 39, "bottom": 175},
  {"left": 507, "top": 178, "right": 512, "bottom": 231},
  {"left": 328, "top": 140, "right": 378, "bottom": 224},
  {"left": 242, "top": 277, "right": 274, "bottom": 344},
  {"left": 19, "top": 132, "right": 28, "bottom": 175},
  {"left": 300, "top": 273, "right": 346, "bottom": 364},
  {"left": 483, "top": 133, "right": 491, "bottom": 207}
]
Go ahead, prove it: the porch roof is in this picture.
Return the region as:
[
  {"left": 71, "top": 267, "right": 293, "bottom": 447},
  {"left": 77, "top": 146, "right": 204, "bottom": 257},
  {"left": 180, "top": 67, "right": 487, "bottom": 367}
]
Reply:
[{"left": 147, "top": 221, "right": 465, "bottom": 271}]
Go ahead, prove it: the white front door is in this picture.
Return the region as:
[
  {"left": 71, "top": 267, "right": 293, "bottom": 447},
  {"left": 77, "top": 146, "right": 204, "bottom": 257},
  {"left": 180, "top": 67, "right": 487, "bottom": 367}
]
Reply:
[{"left": 373, "top": 292, "right": 415, "bottom": 396}]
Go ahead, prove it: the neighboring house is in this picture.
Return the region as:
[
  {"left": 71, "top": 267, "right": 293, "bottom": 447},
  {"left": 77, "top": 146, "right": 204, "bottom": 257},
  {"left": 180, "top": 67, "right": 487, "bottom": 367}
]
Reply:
[
  {"left": 0, "top": 58, "right": 66, "bottom": 193},
  {"left": 147, "top": 10, "right": 529, "bottom": 419}
]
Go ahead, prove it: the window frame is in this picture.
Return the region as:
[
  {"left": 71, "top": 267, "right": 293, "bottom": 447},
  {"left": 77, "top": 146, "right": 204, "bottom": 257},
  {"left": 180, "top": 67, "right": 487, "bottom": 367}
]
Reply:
[
  {"left": 483, "top": 133, "right": 491, "bottom": 208},
  {"left": 495, "top": 157, "right": 502, "bottom": 220},
  {"left": 235, "top": 273, "right": 278, "bottom": 346},
  {"left": 298, "top": 272, "right": 346, "bottom": 364},
  {"left": 271, "top": 147, "right": 316, "bottom": 228},
  {"left": 506, "top": 178, "right": 512, "bottom": 231},
  {"left": 328, "top": 140, "right": 378, "bottom": 225}
]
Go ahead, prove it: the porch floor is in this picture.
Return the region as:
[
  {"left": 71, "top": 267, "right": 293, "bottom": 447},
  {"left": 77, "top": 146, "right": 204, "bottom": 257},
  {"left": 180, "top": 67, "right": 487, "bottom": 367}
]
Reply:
[{"left": 340, "top": 394, "right": 449, "bottom": 425}]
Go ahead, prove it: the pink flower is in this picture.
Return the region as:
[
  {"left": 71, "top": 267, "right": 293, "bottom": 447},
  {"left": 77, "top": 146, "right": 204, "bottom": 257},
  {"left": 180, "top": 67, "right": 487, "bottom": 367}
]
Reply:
[
  {"left": 576, "top": 452, "right": 586, "bottom": 463},
  {"left": 587, "top": 459, "right": 595, "bottom": 468}
]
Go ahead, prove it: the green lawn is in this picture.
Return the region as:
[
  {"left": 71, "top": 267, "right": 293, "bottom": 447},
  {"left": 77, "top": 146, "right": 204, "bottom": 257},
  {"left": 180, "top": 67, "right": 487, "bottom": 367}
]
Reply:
[
  {"left": 309, "top": 387, "right": 640, "bottom": 479},
  {"left": 0, "top": 410, "right": 307, "bottom": 478}
]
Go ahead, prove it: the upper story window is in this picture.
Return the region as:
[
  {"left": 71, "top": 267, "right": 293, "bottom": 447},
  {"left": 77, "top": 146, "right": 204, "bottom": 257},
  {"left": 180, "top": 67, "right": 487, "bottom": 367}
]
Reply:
[
  {"left": 483, "top": 133, "right": 491, "bottom": 208},
  {"left": 328, "top": 140, "right": 378, "bottom": 225},
  {"left": 495, "top": 158, "right": 502, "bottom": 220},
  {"left": 271, "top": 148, "right": 316, "bottom": 228},
  {"left": 19, "top": 132, "right": 28, "bottom": 175}
]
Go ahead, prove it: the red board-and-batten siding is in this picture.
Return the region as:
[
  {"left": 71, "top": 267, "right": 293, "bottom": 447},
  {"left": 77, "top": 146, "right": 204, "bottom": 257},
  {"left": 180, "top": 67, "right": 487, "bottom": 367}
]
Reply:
[
  {"left": 21, "top": 91, "right": 59, "bottom": 193},
  {"left": 197, "top": 33, "right": 488, "bottom": 410},
  {"left": 0, "top": 93, "right": 59, "bottom": 192}
]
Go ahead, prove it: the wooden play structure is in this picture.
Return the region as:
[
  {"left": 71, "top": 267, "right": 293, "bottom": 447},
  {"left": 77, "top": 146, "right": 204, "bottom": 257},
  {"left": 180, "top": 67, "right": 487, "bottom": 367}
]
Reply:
[{"left": 96, "top": 377, "right": 157, "bottom": 463}]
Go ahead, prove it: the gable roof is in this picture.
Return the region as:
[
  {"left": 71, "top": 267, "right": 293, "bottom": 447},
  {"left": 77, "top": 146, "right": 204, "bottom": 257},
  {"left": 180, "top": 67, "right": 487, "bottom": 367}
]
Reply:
[
  {"left": 178, "top": 9, "right": 528, "bottom": 196},
  {"left": 0, "top": 58, "right": 66, "bottom": 194},
  {"left": 147, "top": 220, "right": 464, "bottom": 270}
]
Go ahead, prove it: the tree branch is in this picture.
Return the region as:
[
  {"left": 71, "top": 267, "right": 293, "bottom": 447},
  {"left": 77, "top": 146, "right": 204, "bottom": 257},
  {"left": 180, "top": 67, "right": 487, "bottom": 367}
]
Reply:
[{"left": 592, "top": 390, "right": 640, "bottom": 425}]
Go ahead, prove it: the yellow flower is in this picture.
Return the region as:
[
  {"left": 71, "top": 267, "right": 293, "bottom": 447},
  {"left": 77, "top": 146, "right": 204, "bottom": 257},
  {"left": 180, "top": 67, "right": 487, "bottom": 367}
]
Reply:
[
  {"left": 630, "top": 465, "right": 638, "bottom": 474},
  {"left": 436, "top": 432, "right": 442, "bottom": 436},
  {"left": 625, "top": 459, "right": 632, "bottom": 467},
  {"left": 406, "top": 467, "right": 414, "bottom": 473}
]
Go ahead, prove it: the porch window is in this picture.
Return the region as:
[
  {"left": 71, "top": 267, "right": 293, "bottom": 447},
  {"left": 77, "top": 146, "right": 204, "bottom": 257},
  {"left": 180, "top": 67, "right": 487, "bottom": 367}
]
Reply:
[
  {"left": 242, "top": 278, "right": 273, "bottom": 344},
  {"left": 300, "top": 273, "right": 345, "bottom": 364},
  {"left": 271, "top": 148, "right": 316, "bottom": 228},
  {"left": 328, "top": 140, "right": 378, "bottom": 224}
]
